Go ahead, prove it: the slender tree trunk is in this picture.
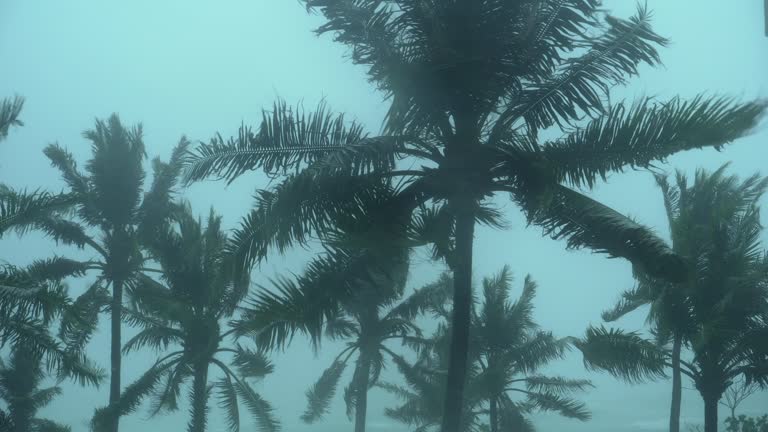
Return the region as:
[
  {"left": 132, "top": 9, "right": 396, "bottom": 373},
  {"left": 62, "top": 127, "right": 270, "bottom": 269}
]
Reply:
[
  {"left": 704, "top": 393, "right": 720, "bottom": 432},
  {"left": 440, "top": 197, "right": 475, "bottom": 432},
  {"left": 670, "top": 333, "right": 683, "bottom": 432},
  {"left": 188, "top": 360, "right": 210, "bottom": 432},
  {"left": 108, "top": 279, "right": 123, "bottom": 432},
  {"left": 489, "top": 397, "right": 499, "bottom": 432},
  {"left": 354, "top": 357, "right": 371, "bottom": 432}
]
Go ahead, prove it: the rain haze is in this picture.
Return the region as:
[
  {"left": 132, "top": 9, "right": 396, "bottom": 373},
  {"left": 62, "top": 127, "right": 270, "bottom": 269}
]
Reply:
[{"left": 1, "top": 1, "right": 767, "bottom": 432}]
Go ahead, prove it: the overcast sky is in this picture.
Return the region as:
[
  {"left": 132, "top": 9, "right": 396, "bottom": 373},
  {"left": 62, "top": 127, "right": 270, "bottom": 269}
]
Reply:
[{"left": 1, "top": 1, "right": 767, "bottom": 431}]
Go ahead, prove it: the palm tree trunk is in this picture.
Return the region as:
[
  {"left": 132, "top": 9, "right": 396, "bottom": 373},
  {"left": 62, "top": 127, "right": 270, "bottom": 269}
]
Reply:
[
  {"left": 354, "top": 357, "right": 371, "bottom": 432},
  {"left": 489, "top": 397, "right": 499, "bottom": 432},
  {"left": 188, "top": 360, "right": 210, "bottom": 432},
  {"left": 704, "top": 393, "right": 720, "bottom": 432},
  {"left": 440, "top": 196, "right": 475, "bottom": 432},
  {"left": 108, "top": 278, "right": 123, "bottom": 432},
  {"left": 670, "top": 333, "right": 683, "bottom": 432}
]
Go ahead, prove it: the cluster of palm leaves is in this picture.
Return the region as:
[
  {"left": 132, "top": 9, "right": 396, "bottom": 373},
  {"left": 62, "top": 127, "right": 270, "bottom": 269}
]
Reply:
[{"left": 2, "top": 1, "right": 768, "bottom": 432}]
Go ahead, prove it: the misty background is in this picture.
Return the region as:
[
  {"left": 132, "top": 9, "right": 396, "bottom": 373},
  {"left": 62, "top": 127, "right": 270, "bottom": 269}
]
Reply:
[{"left": 1, "top": 1, "right": 766, "bottom": 431}]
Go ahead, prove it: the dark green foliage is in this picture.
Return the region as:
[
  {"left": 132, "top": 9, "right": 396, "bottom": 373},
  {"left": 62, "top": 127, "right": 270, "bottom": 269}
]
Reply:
[
  {"left": 93, "top": 206, "right": 279, "bottom": 432},
  {"left": 578, "top": 165, "right": 768, "bottom": 432},
  {"left": 384, "top": 266, "right": 592, "bottom": 432},
  {"left": 235, "top": 212, "right": 451, "bottom": 431},
  {"left": 0, "top": 347, "right": 75, "bottom": 432},
  {"left": 726, "top": 415, "right": 768, "bottom": 432}
]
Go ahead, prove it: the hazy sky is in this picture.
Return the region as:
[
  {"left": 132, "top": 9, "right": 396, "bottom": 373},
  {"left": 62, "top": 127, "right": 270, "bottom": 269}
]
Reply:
[{"left": 1, "top": 1, "right": 767, "bottom": 431}]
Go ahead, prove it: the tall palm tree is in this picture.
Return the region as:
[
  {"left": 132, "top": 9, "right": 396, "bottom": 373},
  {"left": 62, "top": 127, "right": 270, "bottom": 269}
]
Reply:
[
  {"left": 384, "top": 266, "right": 592, "bottom": 432},
  {"left": 0, "top": 347, "right": 73, "bottom": 432},
  {"left": 0, "top": 114, "right": 189, "bottom": 432},
  {"left": 182, "top": 3, "right": 767, "bottom": 430},
  {"left": 234, "top": 225, "right": 450, "bottom": 432},
  {"left": 92, "top": 206, "right": 279, "bottom": 432},
  {"left": 577, "top": 165, "right": 768, "bottom": 432}
]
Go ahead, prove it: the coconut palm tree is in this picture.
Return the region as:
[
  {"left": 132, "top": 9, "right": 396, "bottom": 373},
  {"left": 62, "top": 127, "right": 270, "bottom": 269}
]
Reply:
[
  {"left": 577, "top": 166, "right": 768, "bottom": 432},
  {"left": 384, "top": 266, "right": 592, "bottom": 432},
  {"left": 181, "top": 3, "right": 767, "bottom": 430},
  {"left": 0, "top": 114, "right": 189, "bottom": 432},
  {"left": 91, "top": 205, "right": 279, "bottom": 432},
  {"left": 233, "top": 216, "right": 451, "bottom": 432},
  {"left": 0, "top": 347, "right": 73, "bottom": 432}
]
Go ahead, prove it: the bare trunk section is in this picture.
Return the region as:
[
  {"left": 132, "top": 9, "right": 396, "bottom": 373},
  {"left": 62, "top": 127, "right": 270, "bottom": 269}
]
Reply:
[
  {"left": 108, "top": 278, "right": 123, "bottom": 432},
  {"left": 704, "top": 393, "right": 720, "bottom": 432},
  {"left": 440, "top": 197, "right": 475, "bottom": 432},
  {"left": 354, "top": 357, "right": 371, "bottom": 432},
  {"left": 670, "top": 333, "right": 683, "bottom": 432},
  {"left": 188, "top": 361, "right": 210, "bottom": 432}
]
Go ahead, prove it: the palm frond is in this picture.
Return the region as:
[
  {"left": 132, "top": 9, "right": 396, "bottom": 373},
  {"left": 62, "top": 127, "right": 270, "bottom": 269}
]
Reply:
[
  {"left": 301, "top": 359, "right": 348, "bottom": 423},
  {"left": 515, "top": 184, "right": 687, "bottom": 283},
  {"left": 30, "top": 386, "right": 63, "bottom": 409},
  {"left": 523, "top": 375, "right": 593, "bottom": 395},
  {"left": 0, "top": 95, "right": 24, "bottom": 141},
  {"left": 542, "top": 95, "right": 768, "bottom": 188},
  {"left": 233, "top": 378, "right": 280, "bottom": 432},
  {"left": 525, "top": 392, "right": 591, "bottom": 420},
  {"left": 215, "top": 375, "right": 240, "bottom": 432},
  {"left": 58, "top": 278, "right": 109, "bottom": 350},
  {"left": 231, "top": 345, "right": 274, "bottom": 379},
  {"left": 575, "top": 325, "right": 668, "bottom": 383},
  {"left": 32, "top": 418, "right": 72, "bottom": 432},
  {"left": 183, "top": 100, "right": 401, "bottom": 184},
  {"left": 0, "top": 189, "right": 75, "bottom": 237},
  {"left": 494, "top": 4, "right": 667, "bottom": 140},
  {"left": 43, "top": 144, "right": 91, "bottom": 198},
  {"left": 90, "top": 359, "right": 177, "bottom": 432}
]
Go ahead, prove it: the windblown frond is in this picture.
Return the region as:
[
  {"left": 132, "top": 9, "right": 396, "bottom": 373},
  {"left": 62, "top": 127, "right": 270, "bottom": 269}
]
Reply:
[
  {"left": 575, "top": 325, "right": 668, "bottom": 383},
  {"left": 301, "top": 360, "right": 348, "bottom": 423}
]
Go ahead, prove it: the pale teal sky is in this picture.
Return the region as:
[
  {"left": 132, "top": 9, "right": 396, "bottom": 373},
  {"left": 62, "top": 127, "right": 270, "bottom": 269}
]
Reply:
[{"left": 1, "top": 1, "right": 767, "bottom": 431}]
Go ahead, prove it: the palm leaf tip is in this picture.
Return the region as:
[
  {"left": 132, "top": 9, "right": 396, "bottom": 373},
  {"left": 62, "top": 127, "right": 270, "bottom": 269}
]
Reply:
[{"left": 302, "top": 360, "right": 347, "bottom": 423}]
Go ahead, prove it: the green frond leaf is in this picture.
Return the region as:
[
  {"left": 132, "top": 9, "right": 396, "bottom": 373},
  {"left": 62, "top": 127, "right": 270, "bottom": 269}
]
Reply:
[
  {"left": 575, "top": 325, "right": 668, "bottom": 383},
  {"left": 301, "top": 360, "right": 348, "bottom": 423}
]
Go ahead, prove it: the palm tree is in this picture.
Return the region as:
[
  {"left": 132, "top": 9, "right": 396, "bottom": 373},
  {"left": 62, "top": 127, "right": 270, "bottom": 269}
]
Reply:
[
  {"left": 577, "top": 165, "right": 768, "bottom": 432},
  {"left": 92, "top": 205, "right": 279, "bottom": 432},
  {"left": 384, "top": 266, "right": 592, "bottom": 432},
  {"left": 234, "top": 224, "right": 450, "bottom": 432},
  {"left": 181, "top": 3, "right": 767, "bottom": 430},
  {"left": 0, "top": 114, "right": 189, "bottom": 432},
  {"left": 0, "top": 347, "right": 73, "bottom": 432}
]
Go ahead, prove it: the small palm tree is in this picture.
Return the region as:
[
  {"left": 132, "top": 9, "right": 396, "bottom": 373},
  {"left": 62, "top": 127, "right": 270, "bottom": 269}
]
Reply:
[
  {"left": 0, "top": 114, "right": 189, "bottom": 432},
  {"left": 234, "top": 231, "right": 449, "bottom": 432},
  {"left": 384, "top": 266, "right": 592, "bottom": 432},
  {"left": 92, "top": 206, "right": 279, "bottom": 432},
  {"left": 181, "top": 3, "right": 768, "bottom": 430},
  {"left": 0, "top": 347, "right": 72, "bottom": 432},
  {"left": 577, "top": 165, "right": 768, "bottom": 432}
]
